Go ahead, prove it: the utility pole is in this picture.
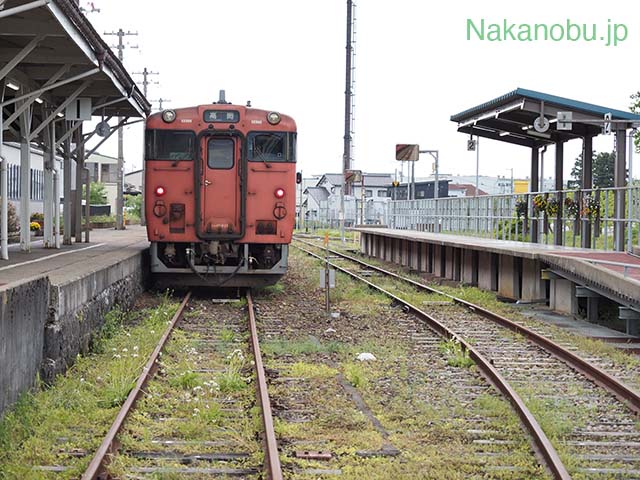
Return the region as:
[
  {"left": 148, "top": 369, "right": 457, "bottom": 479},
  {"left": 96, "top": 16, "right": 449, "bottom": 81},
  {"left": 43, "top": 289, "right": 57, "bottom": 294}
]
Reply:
[
  {"left": 133, "top": 67, "right": 159, "bottom": 227},
  {"left": 133, "top": 67, "right": 159, "bottom": 98},
  {"left": 151, "top": 98, "right": 171, "bottom": 111},
  {"left": 104, "top": 28, "right": 138, "bottom": 230},
  {"left": 340, "top": 0, "right": 356, "bottom": 243}
]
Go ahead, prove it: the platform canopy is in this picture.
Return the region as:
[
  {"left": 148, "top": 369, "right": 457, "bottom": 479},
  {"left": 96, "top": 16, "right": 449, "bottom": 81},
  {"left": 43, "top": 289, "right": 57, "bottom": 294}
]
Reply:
[
  {"left": 0, "top": 0, "right": 151, "bottom": 145},
  {"left": 450, "top": 88, "right": 640, "bottom": 148}
]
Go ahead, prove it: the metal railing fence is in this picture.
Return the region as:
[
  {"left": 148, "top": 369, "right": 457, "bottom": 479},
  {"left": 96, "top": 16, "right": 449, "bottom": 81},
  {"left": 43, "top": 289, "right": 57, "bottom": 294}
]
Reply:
[{"left": 388, "top": 186, "right": 640, "bottom": 252}]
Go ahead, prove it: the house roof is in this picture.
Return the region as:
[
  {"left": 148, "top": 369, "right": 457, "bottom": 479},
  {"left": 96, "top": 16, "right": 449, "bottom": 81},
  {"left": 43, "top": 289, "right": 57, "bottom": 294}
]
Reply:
[
  {"left": 305, "top": 186, "right": 329, "bottom": 204},
  {"left": 317, "top": 172, "right": 395, "bottom": 188},
  {"left": 448, "top": 183, "right": 488, "bottom": 196}
]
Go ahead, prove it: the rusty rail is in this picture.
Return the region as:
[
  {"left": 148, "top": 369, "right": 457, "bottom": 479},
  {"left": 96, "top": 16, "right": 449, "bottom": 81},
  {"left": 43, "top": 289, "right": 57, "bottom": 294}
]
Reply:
[
  {"left": 247, "top": 290, "right": 283, "bottom": 480},
  {"left": 296, "top": 239, "right": 640, "bottom": 415},
  {"left": 82, "top": 292, "right": 192, "bottom": 480},
  {"left": 295, "top": 244, "right": 571, "bottom": 479}
]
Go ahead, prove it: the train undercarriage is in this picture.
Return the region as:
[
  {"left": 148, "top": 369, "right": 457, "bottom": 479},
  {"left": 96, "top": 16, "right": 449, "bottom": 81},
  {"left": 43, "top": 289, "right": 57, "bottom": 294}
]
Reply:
[{"left": 150, "top": 241, "right": 288, "bottom": 288}]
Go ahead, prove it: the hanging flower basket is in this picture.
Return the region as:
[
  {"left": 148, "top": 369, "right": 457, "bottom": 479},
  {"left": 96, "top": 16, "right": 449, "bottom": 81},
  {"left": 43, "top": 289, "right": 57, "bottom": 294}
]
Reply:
[
  {"left": 581, "top": 194, "right": 600, "bottom": 219},
  {"left": 515, "top": 197, "right": 527, "bottom": 219},
  {"left": 545, "top": 198, "right": 559, "bottom": 217},
  {"left": 532, "top": 194, "right": 546, "bottom": 215},
  {"left": 564, "top": 197, "right": 580, "bottom": 219}
]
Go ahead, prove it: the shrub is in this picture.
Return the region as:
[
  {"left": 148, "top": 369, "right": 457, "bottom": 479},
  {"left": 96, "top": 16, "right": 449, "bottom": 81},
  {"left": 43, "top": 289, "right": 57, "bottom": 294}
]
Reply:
[{"left": 5, "top": 200, "right": 19, "bottom": 233}]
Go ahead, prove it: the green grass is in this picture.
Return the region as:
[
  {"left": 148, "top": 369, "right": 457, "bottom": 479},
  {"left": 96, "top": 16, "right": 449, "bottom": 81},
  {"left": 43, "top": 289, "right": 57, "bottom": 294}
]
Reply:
[
  {"left": 0, "top": 295, "right": 179, "bottom": 479},
  {"left": 262, "top": 337, "right": 345, "bottom": 356},
  {"left": 438, "top": 338, "right": 475, "bottom": 368}
]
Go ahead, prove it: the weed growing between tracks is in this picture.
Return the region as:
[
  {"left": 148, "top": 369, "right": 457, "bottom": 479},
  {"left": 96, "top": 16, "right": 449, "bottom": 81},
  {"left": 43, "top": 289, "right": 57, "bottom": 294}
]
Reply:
[
  {"left": 0, "top": 293, "right": 179, "bottom": 479},
  {"left": 108, "top": 299, "right": 261, "bottom": 476},
  {"left": 322, "top": 240, "right": 640, "bottom": 389},
  {"left": 260, "top": 247, "right": 548, "bottom": 479}
]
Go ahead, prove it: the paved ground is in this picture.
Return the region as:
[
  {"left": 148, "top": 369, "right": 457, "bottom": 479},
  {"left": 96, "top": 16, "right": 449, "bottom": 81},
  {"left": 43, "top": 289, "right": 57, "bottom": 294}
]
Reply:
[
  {"left": 516, "top": 304, "right": 640, "bottom": 353},
  {"left": 0, "top": 226, "right": 148, "bottom": 287}
]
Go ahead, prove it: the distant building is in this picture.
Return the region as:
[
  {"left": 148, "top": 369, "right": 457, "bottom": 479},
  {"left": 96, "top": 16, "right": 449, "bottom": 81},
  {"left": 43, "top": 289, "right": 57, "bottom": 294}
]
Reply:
[
  {"left": 124, "top": 169, "right": 143, "bottom": 193},
  {"left": 85, "top": 152, "right": 118, "bottom": 212},
  {"left": 301, "top": 172, "right": 394, "bottom": 226},
  {"left": 447, "top": 183, "right": 487, "bottom": 197},
  {"left": 387, "top": 180, "right": 450, "bottom": 200},
  {"left": 3, "top": 142, "right": 63, "bottom": 217}
]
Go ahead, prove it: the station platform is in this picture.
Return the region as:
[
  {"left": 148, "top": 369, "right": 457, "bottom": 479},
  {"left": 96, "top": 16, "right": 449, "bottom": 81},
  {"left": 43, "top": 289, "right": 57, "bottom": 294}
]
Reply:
[
  {"left": 1, "top": 226, "right": 148, "bottom": 288},
  {"left": 356, "top": 228, "right": 640, "bottom": 336},
  {"left": 0, "top": 226, "right": 149, "bottom": 417}
]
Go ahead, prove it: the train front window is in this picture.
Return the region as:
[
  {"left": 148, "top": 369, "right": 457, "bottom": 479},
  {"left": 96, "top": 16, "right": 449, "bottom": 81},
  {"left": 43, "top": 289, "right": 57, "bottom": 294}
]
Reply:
[
  {"left": 248, "top": 132, "right": 296, "bottom": 163},
  {"left": 145, "top": 130, "right": 196, "bottom": 161},
  {"left": 207, "top": 138, "right": 234, "bottom": 169}
]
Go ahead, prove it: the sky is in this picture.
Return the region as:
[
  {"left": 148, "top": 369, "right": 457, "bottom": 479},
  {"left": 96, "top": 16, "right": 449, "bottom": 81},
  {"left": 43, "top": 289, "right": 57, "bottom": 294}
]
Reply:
[{"left": 85, "top": 0, "right": 640, "bottom": 183}]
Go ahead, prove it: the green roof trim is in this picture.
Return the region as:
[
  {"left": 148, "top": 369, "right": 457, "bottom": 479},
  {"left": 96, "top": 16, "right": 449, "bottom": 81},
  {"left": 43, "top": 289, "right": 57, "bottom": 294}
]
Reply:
[{"left": 451, "top": 88, "right": 640, "bottom": 122}]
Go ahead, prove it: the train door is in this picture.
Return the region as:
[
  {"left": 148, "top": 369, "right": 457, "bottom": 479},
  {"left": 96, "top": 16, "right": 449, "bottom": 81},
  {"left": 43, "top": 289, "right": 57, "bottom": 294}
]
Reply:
[{"left": 197, "top": 134, "right": 243, "bottom": 238}]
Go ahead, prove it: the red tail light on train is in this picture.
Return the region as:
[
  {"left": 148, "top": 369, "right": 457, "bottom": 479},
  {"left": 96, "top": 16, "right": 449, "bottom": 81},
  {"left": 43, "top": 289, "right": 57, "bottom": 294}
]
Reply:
[
  {"left": 155, "top": 186, "right": 166, "bottom": 196},
  {"left": 274, "top": 188, "right": 285, "bottom": 199}
]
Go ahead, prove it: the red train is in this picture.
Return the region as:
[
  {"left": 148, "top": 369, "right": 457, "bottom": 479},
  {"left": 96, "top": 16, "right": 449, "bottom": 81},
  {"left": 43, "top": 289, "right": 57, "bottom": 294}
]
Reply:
[{"left": 144, "top": 92, "right": 297, "bottom": 287}]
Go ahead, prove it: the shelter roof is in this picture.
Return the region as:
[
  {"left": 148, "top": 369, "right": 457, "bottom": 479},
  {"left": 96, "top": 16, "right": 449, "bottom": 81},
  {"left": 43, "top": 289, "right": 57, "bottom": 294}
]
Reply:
[
  {"left": 1, "top": 0, "right": 150, "bottom": 143},
  {"left": 450, "top": 88, "right": 640, "bottom": 148}
]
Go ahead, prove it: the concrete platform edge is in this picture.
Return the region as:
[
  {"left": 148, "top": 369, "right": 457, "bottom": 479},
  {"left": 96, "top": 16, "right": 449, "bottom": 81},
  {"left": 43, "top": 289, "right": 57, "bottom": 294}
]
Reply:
[{"left": 0, "top": 248, "right": 149, "bottom": 417}]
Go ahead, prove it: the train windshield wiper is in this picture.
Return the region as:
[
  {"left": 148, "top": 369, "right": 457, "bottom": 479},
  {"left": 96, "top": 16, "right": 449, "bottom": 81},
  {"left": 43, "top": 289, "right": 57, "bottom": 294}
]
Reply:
[{"left": 254, "top": 148, "right": 272, "bottom": 168}]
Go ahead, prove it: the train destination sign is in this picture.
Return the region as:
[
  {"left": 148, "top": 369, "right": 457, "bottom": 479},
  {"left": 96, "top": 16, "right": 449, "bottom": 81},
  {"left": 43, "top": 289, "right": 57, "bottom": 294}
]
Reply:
[{"left": 203, "top": 110, "right": 240, "bottom": 123}]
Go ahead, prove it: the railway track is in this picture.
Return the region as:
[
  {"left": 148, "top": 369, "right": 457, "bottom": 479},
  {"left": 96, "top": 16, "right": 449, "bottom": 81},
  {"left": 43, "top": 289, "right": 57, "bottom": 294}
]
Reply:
[
  {"left": 81, "top": 290, "right": 282, "bottom": 479},
  {"left": 294, "top": 238, "right": 640, "bottom": 479},
  {"left": 252, "top": 249, "right": 553, "bottom": 478}
]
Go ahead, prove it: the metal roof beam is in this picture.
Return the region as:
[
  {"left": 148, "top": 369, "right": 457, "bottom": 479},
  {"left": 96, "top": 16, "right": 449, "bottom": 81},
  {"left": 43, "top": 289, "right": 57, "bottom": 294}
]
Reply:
[
  {"left": 459, "top": 126, "right": 542, "bottom": 148},
  {"left": 0, "top": 33, "right": 46, "bottom": 82},
  {"left": 83, "top": 117, "right": 130, "bottom": 158},
  {"left": 0, "top": 49, "right": 85, "bottom": 64},
  {"left": 0, "top": 18, "right": 65, "bottom": 36},
  {"left": 54, "top": 118, "right": 82, "bottom": 148},
  {"left": 29, "top": 79, "right": 92, "bottom": 141},
  {"left": 0, "top": 0, "right": 51, "bottom": 20},
  {"left": 456, "top": 100, "right": 525, "bottom": 128},
  {"left": 3, "top": 64, "right": 71, "bottom": 130},
  {"left": 1, "top": 66, "right": 99, "bottom": 107}
]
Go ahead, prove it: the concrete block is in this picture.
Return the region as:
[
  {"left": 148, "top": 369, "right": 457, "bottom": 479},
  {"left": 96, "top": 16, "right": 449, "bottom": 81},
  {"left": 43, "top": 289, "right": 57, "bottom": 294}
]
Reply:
[
  {"left": 420, "top": 243, "right": 428, "bottom": 272},
  {"left": 445, "top": 246, "right": 454, "bottom": 280},
  {"left": 433, "top": 245, "right": 443, "bottom": 278},
  {"left": 401, "top": 239, "right": 409, "bottom": 267},
  {"left": 0, "top": 277, "right": 49, "bottom": 416},
  {"left": 42, "top": 254, "right": 146, "bottom": 383},
  {"left": 462, "top": 249, "right": 474, "bottom": 285},
  {"left": 409, "top": 242, "right": 421, "bottom": 271},
  {"left": 521, "top": 258, "right": 544, "bottom": 302},
  {"left": 498, "top": 255, "right": 518, "bottom": 300},
  {"left": 550, "top": 278, "right": 576, "bottom": 315},
  {"left": 478, "top": 251, "right": 493, "bottom": 290}
]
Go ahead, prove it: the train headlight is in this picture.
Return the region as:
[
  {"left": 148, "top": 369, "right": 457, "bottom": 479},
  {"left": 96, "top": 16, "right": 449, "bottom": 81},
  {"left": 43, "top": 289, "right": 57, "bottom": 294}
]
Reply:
[
  {"left": 161, "top": 109, "right": 176, "bottom": 123},
  {"left": 155, "top": 186, "right": 166, "bottom": 196},
  {"left": 267, "top": 112, "right": 281, "bottom": 125},
  {"left": 274, "top": 188, "right": 285, "bottom": 199}
]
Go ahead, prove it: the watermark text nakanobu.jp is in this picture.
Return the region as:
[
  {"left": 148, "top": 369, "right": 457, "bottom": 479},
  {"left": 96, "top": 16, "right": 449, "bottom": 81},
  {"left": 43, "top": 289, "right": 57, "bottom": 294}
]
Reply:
[{"left": 467, "top": 19, "right": 628, "bottom": 46}]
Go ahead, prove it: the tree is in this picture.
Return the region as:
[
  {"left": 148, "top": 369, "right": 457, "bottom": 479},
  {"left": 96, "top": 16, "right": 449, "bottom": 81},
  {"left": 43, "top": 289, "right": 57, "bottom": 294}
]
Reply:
[
  {"left": 571, "top": 151, "right": 615, "bottom": 189},
  {"left": 631, "top": 91, "right": 640, "bottom": 153},
  {"left": 83, "top": 182, "right": 108, "bottom": 205},
  {"left": 124, "top": 194, "right": 142, "bottom": 219},
  {"left": 0, "top": 199, "right": 20, "bottom": 233}
]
